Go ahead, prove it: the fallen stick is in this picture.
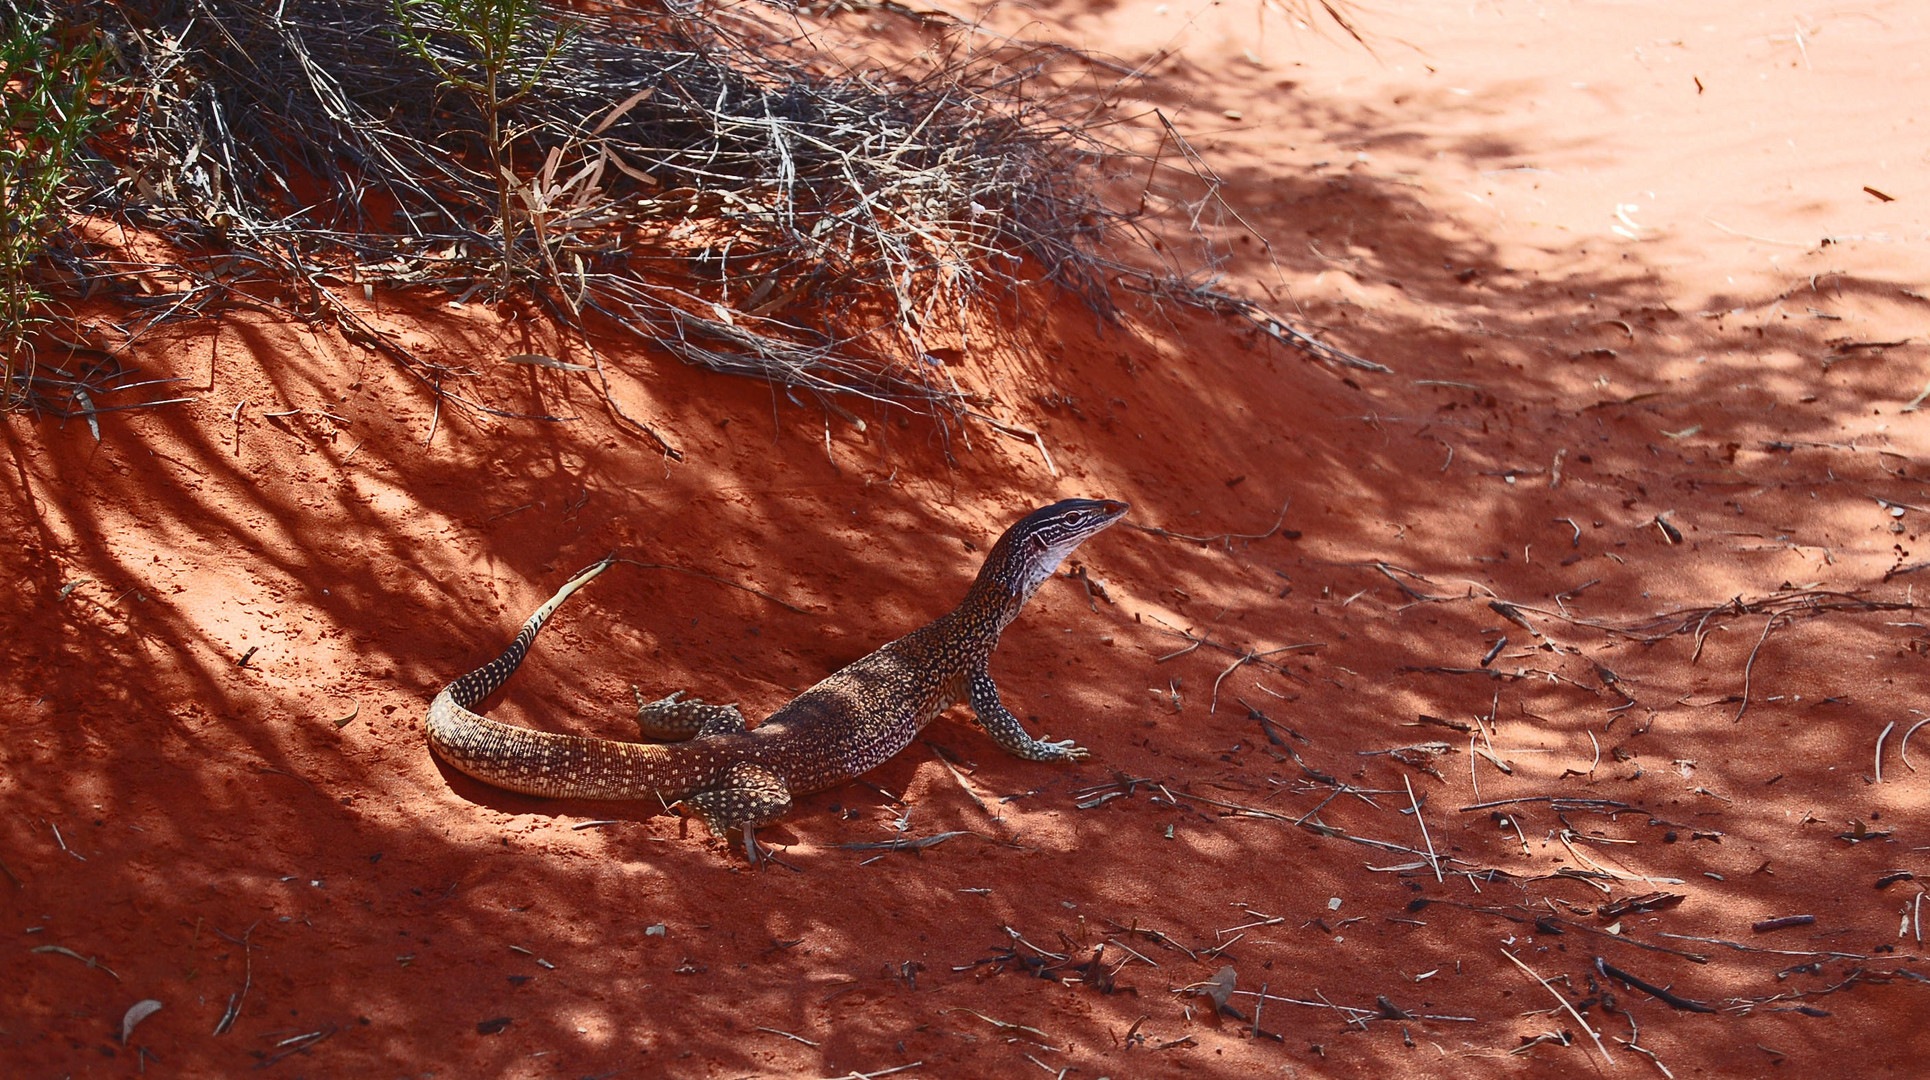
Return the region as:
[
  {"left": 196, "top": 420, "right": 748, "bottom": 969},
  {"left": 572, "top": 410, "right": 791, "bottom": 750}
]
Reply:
[
  {"left": 1404, "top": 775, "right": 1443, "bottom": 883},
  {"left": 1499, "top": 949, "right": 1614, "bottom": 1066},
  {"left": 1594, "top": 957, "right": 1716, "bottom": 1013}
]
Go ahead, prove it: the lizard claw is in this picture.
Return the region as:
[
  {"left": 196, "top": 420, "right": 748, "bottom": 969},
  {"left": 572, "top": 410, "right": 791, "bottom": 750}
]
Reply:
[{"left": 1037, "top": 737, "right": 1089, "bottom": 762}]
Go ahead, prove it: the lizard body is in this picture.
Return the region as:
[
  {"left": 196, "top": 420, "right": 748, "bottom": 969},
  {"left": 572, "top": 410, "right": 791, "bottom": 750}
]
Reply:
[{"left": 425, "top": 498, "right": 1128, "bottom": 838}]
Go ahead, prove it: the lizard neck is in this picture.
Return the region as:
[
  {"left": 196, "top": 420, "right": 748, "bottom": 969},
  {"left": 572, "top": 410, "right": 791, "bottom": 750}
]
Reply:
[
  {"left": 923, "top": 501, "right": 1114, "bottom": 651},
  {"left": 932, "top": 576, "right": 1023, "bottom": 652},
  {"left": 942, "top": 527, "right": 1046, "bottom": 644}
]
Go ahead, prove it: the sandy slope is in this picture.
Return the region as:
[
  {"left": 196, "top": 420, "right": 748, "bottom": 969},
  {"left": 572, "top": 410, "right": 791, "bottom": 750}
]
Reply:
[{"left": 5, "top": 1, "right": 1929, "bottom": 1076}]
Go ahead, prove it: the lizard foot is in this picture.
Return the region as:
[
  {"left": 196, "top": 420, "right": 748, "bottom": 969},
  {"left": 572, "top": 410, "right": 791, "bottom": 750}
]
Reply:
[
  {"left": 967, "top": 671, "right": 1089, "bottom": 764},
  {"left": 684, "top": 761, "right": 793, "bottom": 838},
  {"left": 1029, "top": 737, "right": 1089, "bottom": 762},
  {"left": 632, "top": 687, "right": 746, "bottom": 741}
]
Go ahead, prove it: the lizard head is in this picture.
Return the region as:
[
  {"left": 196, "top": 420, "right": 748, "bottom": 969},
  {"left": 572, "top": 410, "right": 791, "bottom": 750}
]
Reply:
[{"left": 982, "top": 497, "right": 1131, "bottom": 607}]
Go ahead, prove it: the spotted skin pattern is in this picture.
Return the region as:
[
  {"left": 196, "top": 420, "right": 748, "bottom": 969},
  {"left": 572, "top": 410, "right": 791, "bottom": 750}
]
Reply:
[
  {"left": 425, "top": 499, "right": 1129, "bottom": 837},
  {"left": 630, "top": 690, "right": 745, "bottom": 742}
]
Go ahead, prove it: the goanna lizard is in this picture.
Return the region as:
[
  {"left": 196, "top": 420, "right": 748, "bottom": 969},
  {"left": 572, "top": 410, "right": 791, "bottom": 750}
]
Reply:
[{"left": 425, "top": 498, "right": 1128, "bottom": 851}]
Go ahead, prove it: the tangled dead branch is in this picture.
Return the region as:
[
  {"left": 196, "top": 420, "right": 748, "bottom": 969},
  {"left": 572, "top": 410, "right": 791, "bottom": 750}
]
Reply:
[
  {"left": 1495, "top": 587, "right": 1917, "bottom": 651},
  {"left": 52, "top": 0, "right": 1239, "bottom": 426},
  {"left": 18, "top": 0, "right": 1377, "bottom": 440}
]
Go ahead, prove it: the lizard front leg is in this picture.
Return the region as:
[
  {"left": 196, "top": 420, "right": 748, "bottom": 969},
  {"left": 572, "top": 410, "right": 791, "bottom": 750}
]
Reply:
[{"left": 966, "top": 669, "right": 1088, "bottom": 762}]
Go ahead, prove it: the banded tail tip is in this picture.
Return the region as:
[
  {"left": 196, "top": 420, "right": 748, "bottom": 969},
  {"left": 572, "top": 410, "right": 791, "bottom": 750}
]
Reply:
[{"left": 566, "top": 554, "right": 618, "bottom": 585}]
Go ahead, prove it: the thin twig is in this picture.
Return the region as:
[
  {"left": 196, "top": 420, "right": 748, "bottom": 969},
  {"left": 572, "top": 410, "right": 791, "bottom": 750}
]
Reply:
[
  {"left": 1209, "top": 643, "right": 1321, "bottom": 712},
  {"left": 212, "top": 921, "right": 259, "bottom": 1035},
  {"left": 1500, "top": 949, "right": 1613, "bottom": 1066},
  {"left": 616, "top": 558, "right": 807, "bottom": 614},
  {"left": 1735, "top": 612, "right": 1786, "bottom": 722},
  {"left": 1403, "top": 775, "right": 1442, "bottom": 883},
  {"left": 1900, "top": 717, "right": 1930, "bottom": 772},
  {"left": 756, "top": 1026, "right": 819, "bottom": 1046},
  {"left": 1125, "top": 500, "right": 1291, "bottom": 546}
]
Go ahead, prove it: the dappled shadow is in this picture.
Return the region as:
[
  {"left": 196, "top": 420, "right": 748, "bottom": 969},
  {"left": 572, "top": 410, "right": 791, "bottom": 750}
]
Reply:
[{"left": 7, "top": 3, "right": 1930, "bottom": 1078}]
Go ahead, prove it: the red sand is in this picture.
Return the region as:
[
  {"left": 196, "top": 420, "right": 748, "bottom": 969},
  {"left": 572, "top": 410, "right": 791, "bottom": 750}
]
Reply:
[{"left": 6, "top": 2, "right": 1930, "bottom": 1076}]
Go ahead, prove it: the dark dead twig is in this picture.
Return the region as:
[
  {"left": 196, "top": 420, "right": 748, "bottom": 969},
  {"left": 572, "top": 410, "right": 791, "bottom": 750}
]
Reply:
[
  {"left": 1733, "top": 612, "right": 1786, "bottom": 722},
  {"left": 1143, "top": 613, "right": 1312, "bottom": 677},
  {"left": 1594, "top": 957, "right": 1716, "bottom": 1013},
  {"left": 839, "top": 830, "right": 970, "bottom": 853},
  {"left": 212, "top": 920, "right": 260, "bottom": 1036},
  {"left": 1726, "top": 966, "right": 1927, "bottom": 1015},
  {"left": 1209, "top": 642, "right": 1322, "bottom": 712},
  {"left": 1124, "top": 500, "right": 1292, "bottom": 547}
]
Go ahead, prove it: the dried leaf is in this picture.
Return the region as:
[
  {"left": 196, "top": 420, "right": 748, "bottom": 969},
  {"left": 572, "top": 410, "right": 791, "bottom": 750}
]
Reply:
[
  {"left": 122, "top": 999, "right": 163, "bottom": 1044},
  {"left": 330, "top": 699, "right": 360, "bottom": 729},
  {"left": 74, "top": 388, "right": 101, "bottom": 441},
  {"left": 591, "top": 87, "right": 656, "bottom": 135},
  {"left": 1192, "top": 965, "right": 1236, "bottom": 1009}
]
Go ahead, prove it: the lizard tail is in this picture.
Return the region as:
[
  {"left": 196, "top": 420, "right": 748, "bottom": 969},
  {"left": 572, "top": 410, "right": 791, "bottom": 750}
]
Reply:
[
  {"left": 426, "top": 555, "right": 708, "bottom": 803},
  {"left": 441, "top": 556, "right": 613, "bottom": 710}
]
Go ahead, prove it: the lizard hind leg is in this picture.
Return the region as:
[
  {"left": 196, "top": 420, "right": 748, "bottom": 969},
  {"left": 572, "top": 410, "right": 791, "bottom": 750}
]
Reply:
[
  {"left": 632, "top": 688, "right": 746, "bottom": 742},
  {"left": 684, "top": 761, "right": 793, "bottom": 838}
]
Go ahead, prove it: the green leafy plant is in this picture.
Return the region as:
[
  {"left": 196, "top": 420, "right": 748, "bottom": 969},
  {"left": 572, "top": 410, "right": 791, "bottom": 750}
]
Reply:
[
  {"left": 391, "top": 0, "right": 575, "bottom": 293},
  {"left": 1, "top": 8, "right": 109, "bottom": 410}
]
